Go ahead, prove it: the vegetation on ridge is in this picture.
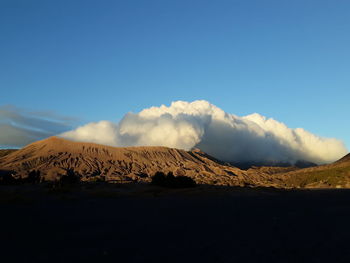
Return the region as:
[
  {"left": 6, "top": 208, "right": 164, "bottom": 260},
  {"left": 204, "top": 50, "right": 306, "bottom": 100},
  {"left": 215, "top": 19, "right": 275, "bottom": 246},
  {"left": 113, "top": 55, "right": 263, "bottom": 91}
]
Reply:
[{"left": 284, "top": 165, "right": 350, "bottom": 188}]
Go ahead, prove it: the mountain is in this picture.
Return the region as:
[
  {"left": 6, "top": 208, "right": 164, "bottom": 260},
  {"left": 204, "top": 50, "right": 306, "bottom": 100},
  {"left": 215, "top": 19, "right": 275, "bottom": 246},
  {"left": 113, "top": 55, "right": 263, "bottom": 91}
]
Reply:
[
  {"left": 0, "top": 137, "right": 251, "bottom": 186},
  {"left": 1, "top": 137, "right": 349, "bottom": 188}
]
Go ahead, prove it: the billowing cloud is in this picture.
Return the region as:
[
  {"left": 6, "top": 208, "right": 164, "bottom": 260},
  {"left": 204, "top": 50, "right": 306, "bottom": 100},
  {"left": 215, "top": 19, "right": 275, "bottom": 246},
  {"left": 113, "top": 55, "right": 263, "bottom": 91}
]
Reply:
[
  {"left": 60, "top": 100, "right": 348, "bottom": 164},
  {"left": 0, "top": 105, "right": 76, "bottom": 148}
]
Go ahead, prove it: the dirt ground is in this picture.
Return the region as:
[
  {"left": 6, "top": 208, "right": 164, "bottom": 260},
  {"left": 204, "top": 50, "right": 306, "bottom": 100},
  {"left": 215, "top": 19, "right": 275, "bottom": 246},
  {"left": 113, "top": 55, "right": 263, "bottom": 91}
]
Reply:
[{"left": 1, "top": 184, "right": 350, "bottom": 263}]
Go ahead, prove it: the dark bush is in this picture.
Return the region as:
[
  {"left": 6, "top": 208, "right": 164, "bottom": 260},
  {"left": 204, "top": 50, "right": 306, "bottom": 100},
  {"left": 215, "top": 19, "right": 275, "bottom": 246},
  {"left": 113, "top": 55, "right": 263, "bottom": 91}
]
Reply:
[
  {"left": 26, "top": 170, "right": 41, "bottom": 184},
  {"left": 151, "top": 171, "right": 196, "bottom": 188},
  {"left": 0, "top": 170, "right": 17, "bottom": 185},
  {"left": 59, "top": 169, "right": 80, "bottom": 185},
  {"left": 174, "top": 175, "right": 196, "bottom": 188},
  {"left": 151, "top": 171, "right": 167, "bottom": 186}
]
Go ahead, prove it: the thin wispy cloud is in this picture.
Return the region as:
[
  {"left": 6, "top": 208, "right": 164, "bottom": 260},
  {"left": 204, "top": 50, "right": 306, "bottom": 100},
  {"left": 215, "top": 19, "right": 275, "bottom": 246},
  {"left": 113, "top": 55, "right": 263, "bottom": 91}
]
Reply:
[{"left": 0, "top": 105, "right": 76, "bottom": 148}]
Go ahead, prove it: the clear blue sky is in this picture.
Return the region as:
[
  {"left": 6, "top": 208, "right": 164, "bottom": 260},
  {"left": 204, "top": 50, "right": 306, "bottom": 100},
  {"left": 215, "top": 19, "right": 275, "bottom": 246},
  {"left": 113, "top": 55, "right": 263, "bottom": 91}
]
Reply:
[{"left": 1, "top": 0, "right": 349, "bottom": 149}]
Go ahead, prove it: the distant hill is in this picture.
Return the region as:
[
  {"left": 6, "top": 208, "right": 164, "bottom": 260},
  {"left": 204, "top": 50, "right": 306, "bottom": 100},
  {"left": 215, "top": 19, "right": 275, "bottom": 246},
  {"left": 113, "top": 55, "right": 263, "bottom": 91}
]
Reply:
[
  {"left": 279, "top": 153, "right": 350, "bottom": 188},
  {"left": 231, "top": 160, "right": 317, "bottom": 170}
]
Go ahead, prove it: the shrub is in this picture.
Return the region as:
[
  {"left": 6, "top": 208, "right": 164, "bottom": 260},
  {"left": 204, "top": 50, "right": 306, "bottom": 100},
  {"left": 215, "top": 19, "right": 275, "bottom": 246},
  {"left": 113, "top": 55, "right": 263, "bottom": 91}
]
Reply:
[
  {"left": 0, "top": 170, "right": 17, "bottom": 185},
  {"left": 26, "top": 170, "right": 41, "bottom": 184},
  {"left": 173, "top": 175, "right": 196, "bottom": 188},
  {"left": 59, "top": 169, "right": 80, "bottom": 185},
  {"left": 151, "top": 171, "right": 167, "bottom": 186},
  {"left": 151, "top": 171, "right": 196, "bottom": 188}
]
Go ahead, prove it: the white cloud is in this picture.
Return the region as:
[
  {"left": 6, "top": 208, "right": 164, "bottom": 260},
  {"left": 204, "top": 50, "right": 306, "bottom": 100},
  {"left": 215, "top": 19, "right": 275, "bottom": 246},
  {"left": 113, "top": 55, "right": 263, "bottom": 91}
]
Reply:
[{"left": 60, "top": 100, "right": 348, "bottom": 164}]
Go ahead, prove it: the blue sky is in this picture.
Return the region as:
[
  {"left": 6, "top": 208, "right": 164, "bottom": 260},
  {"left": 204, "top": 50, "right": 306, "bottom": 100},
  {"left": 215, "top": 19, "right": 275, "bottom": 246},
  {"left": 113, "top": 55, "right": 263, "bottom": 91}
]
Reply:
[{"left": 1, "top": 0, "right": 349, "bottom": 149}]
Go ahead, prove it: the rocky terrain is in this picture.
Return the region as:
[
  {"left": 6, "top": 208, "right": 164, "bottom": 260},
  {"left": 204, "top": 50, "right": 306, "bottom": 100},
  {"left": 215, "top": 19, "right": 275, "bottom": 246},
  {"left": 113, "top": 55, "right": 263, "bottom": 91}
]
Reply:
[{"left": 0, "top": 136, "right": 349, "bottom": 188}]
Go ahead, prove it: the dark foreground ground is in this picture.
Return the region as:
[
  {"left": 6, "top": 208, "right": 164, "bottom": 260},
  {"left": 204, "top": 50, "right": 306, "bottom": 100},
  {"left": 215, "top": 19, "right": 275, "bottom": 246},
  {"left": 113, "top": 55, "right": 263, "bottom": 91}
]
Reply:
[{"left": 1, "top": 184, "right": 350, "bottom": 263}]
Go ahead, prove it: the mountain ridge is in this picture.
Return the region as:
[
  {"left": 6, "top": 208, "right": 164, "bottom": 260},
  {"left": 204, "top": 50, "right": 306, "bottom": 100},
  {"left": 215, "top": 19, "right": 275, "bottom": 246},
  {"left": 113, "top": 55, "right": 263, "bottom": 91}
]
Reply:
[
  {"left": 1, "top": 137, "right": 349, "bottom": 188},
  {"left": 0, "top": 137, "right": 251, "bottom": 186}
]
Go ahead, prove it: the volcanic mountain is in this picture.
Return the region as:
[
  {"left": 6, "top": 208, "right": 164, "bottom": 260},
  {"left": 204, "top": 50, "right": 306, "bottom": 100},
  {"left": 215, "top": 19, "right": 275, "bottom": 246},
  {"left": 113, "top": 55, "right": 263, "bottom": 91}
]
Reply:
[{"left": 0, "top": 137, "right": 253, "bottom": 186}]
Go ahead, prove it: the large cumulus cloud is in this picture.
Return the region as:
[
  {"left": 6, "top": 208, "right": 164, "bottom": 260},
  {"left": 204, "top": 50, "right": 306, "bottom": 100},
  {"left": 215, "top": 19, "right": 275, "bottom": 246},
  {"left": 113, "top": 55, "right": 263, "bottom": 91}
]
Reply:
[{"left": 60, "top": 100, "right": 348, "bottom": 164}]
